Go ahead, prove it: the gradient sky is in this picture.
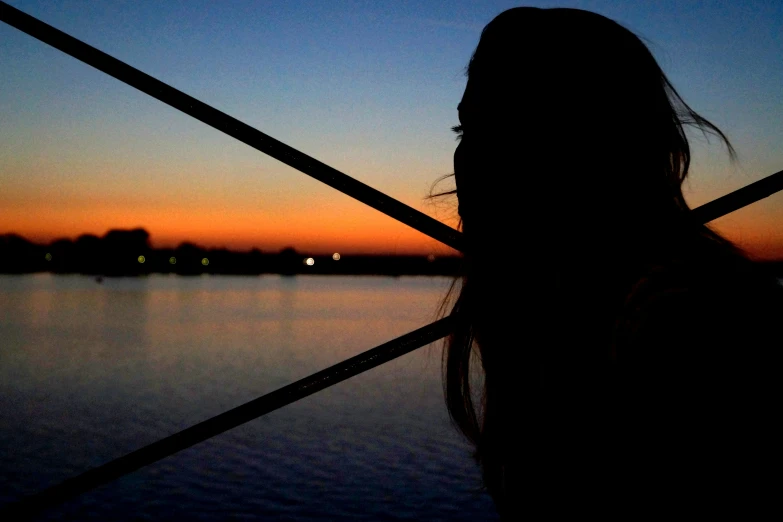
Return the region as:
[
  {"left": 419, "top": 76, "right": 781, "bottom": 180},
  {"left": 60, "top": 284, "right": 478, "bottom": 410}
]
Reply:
[{"left": 1, "top": 0, "right": 781, "bottom": 257}]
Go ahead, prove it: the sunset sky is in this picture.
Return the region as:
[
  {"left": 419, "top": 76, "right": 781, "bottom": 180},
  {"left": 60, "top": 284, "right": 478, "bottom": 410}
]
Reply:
[{"left": 1, "top": 0, "right": 782, "bottom": 258}]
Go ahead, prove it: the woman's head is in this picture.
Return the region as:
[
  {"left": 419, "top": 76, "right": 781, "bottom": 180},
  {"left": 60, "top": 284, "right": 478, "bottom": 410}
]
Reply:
[
  {"left": 442, "top": 7, "right": 739, "bottom": 516},
  {"left": 453, "top": 7, "right": 734, "bottom": 260}
]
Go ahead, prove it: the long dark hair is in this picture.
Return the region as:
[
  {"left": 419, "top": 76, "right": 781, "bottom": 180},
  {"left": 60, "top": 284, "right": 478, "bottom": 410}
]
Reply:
[{"left": 434, "top": 6, "right": 764, "bottom": 516}]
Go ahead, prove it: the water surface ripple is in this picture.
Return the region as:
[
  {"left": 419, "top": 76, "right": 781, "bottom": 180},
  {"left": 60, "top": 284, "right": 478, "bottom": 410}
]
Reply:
[{"left": 0, "top": 274, "right": 496, "bottom": 521}]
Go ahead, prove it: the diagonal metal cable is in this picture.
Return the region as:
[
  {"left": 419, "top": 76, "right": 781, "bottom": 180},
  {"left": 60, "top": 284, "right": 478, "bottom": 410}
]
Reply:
[
  {"left": 0, "top": 1, "right": 464, "bottom": 254},
  {"left": 690, "top": 169, "right": 783, "bottom": 225},
  {"left": 2, "top": 1, "right": 783, "bottom": 519}
]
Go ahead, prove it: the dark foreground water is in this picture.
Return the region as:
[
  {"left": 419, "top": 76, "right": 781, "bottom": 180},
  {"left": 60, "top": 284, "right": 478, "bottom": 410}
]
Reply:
[{"left": 0, "top": 274, "right": 497, "bottom": 521}]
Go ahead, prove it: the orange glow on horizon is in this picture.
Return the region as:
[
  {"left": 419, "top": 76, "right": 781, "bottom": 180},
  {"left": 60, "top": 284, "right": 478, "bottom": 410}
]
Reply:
[
  {"left": 4, "top": 210, "right": 782, "bottom": 260},
  {"left": 2, "top": 189, "right": 781, "bottom": 259},
  {"left": 1, "top": 202, "right": 461, "bottom": 256},
  {"left": 708, "top": 216, "right": 783, "bottom": 261}
]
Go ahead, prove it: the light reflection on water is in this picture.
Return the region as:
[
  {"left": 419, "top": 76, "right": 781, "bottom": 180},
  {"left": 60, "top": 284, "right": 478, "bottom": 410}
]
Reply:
[{"left": 0, "top": 274, "right": 496, "bottom": 521}]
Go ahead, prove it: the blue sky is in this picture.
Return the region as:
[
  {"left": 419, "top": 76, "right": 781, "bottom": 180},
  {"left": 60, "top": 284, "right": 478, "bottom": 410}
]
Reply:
[{"left": 1, "top": 0, "right": 781, "bottom": 256}]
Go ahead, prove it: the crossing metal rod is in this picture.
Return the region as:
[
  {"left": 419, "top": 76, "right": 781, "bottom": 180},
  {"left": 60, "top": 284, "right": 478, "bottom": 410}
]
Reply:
[
  {"left": 1, "top": 316, "right": 455, "bottom": 519},
  {"left": 691, "top": 169, "right": 783, "bottom": 225},
  {"left": 0, "top": 1, "right": 465, "bottom": 254}
]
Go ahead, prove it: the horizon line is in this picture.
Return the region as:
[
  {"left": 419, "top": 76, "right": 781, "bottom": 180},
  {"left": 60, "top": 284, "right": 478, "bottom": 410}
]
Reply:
[{"left": 0, "top": 229, "right": 462, "bottom": 258}]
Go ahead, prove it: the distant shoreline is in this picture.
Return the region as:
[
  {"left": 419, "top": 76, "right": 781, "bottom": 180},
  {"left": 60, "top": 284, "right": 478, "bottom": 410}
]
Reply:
[{"left": 0, "top": 230, "right": 463, "bottom": 277}]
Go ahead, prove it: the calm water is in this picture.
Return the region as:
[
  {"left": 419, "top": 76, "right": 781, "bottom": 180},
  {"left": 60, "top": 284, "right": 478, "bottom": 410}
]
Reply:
[{"left": 0, "top": 274, "right": 497, "bottom": 521}]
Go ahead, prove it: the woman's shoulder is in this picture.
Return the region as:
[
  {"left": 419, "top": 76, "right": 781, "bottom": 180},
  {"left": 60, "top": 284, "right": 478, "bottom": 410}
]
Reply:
[
  {"left": 624, "top": 251, "right": 781, "bottom": 312},
  {"left": 612, "top": 253, "right": 782, "bottom": 409},
  {"left": 614, "top": 253, "right": 782, "bottom": 364}
]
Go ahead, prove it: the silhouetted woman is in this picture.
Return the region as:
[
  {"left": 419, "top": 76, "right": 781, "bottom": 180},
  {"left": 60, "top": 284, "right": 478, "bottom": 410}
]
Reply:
[{"left": 438, "top": 7, "right": 782, "bottom": 519}]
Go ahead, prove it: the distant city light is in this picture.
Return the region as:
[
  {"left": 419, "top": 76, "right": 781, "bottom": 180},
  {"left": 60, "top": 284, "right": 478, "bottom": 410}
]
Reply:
[
  {"left": 305, "top": 257, "right": 315, "bottom": 266},
  {"left": 138, "top": 255, "right": 146, "bottom": 264},
  {"left": 427, "top": 254, "right": 436, "bottom": 262},
  {"left": 44, "top": 253, "right": 52, "bottom": 261},
  {"left": 332, "top": 253, "right": 341, "bottom": 261},
  {"left": 201, "top": 258, "right": 209, "bottom": 266},
  {"left": 169, "top": 256, "right": 176, "bottom": 265}
]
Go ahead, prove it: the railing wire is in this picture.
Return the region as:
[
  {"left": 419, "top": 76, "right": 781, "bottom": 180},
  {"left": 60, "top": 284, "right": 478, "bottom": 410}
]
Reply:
[{"left": 690, "top": 169, "right": 783, "bottom": 225}]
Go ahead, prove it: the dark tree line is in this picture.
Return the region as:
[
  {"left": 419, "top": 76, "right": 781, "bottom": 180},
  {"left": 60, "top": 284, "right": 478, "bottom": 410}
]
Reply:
[{"left": 0, "top": 229, "right": 463, "bottom": 276}]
